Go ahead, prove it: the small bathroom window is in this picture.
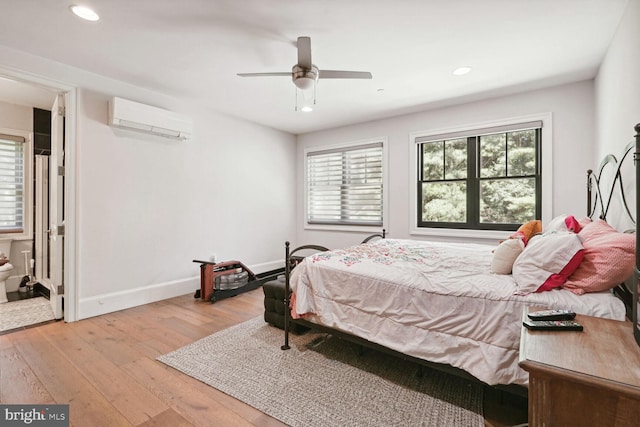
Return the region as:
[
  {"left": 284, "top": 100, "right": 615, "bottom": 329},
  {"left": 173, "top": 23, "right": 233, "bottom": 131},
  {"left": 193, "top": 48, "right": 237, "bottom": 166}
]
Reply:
[{"left": 0, "top": 128, "right": 32, "bottom": 239}]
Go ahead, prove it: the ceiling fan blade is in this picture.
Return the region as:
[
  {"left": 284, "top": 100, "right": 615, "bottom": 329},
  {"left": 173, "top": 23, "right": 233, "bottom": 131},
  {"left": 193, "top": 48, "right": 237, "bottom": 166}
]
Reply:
[
  {"left": 237, "top": 72, "right": 292, "bottom": 77},
  {"left": 318, "top": 70, "right": 373, "bottom": 79},
  {"left": 297, "top": 36, "right": 312, "bottom": 69}
]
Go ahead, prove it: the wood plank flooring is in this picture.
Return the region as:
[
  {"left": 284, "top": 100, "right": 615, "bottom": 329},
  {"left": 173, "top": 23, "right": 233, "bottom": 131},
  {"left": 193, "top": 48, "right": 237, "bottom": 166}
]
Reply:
[{"left": 0, "top": 289, "right": 527, "bottom": 426}]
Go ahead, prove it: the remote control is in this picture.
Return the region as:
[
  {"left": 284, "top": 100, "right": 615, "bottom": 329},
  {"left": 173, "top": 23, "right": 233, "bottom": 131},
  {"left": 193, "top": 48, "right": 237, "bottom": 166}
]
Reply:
[
  {"left": 527, "top": 309, "right": 576, "bottom": 321},
  {"left": 523, "top": 319, "right": 583, "bottom": 331}
]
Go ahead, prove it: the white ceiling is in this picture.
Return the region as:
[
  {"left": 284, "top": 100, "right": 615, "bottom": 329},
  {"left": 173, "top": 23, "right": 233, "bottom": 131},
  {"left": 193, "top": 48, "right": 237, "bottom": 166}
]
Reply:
[{"left": 0, "top": 0, "right": 629, "bottom": 134}]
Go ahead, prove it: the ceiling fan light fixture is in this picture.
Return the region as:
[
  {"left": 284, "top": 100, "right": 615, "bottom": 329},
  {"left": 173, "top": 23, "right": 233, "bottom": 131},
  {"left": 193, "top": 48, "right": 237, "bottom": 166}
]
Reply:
[
  {"left": 69, "top": 5, "right": 100, "bottom": 21},
  {"left": 296, "top": 85, "right": 315, "bottom": 112},
  {"left": 292, "top": 65, "right": 319, "bottom": 90},
  {"left": 294, "top": 78, "right": 315, "bottom": 90},
  {"left": 238, "top": 36, "right": 372, "bottom": 110}
]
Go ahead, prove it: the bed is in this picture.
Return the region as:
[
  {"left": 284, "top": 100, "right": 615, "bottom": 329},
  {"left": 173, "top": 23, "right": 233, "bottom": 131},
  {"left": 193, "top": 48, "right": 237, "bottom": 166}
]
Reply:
[{"left": 281, "top": 123, "right": 639, "bottom": 393}]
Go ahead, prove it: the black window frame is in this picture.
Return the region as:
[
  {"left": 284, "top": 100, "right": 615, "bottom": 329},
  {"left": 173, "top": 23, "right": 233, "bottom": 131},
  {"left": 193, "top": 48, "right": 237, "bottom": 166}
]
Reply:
[{"left": 417, "top": 126, "right": 542, "bottom": 231}]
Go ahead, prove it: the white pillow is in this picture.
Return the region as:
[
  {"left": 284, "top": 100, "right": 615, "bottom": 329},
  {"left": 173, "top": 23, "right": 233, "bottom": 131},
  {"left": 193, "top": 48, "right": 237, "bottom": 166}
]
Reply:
[
  {"left": 512, "top": 232, "right": 584, "bottom": 294},
  {"left": 544, "top": 214, "right": 582, "bottom": 233},
  {"left": 491, "top": 239, "right": 524, "bottom": 274}
]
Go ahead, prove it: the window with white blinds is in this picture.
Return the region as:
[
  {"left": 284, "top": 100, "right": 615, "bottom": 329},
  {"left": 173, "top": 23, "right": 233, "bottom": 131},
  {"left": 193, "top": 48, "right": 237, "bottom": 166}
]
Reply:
[
  {"left": 307, "top": 141, "right": 383, "bottom": 226},
  {"left": 0, "top": 134, "right": 26, "bottom": 233}
]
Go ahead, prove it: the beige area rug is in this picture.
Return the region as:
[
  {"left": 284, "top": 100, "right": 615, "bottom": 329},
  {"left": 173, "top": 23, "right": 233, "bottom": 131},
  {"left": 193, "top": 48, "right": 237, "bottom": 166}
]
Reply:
[
  {"left": 158, "top": 317, "right": 484, "bottom": 427},
  {"left": 0, "top": 297, "right": 55, "bottom": 332}
]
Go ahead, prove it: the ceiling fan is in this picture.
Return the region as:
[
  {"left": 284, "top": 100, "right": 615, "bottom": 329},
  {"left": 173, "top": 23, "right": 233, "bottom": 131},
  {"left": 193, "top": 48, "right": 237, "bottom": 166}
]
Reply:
[{"left": 237, "top": 36, "right": 372, "bottom": 91}]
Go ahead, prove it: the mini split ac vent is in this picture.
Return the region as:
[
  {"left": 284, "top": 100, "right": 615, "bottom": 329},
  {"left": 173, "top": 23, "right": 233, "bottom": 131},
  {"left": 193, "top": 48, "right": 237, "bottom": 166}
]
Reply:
[{"left": 108, "top": 97, "right": 193, "bottom": 141}]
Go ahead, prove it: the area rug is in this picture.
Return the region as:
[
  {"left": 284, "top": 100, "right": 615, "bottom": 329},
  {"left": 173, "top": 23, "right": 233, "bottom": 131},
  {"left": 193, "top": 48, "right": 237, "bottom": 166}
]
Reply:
[
  {"left": 0, "top": 297, "right": 56, "bottom": 332},
  {"left": 157, "top": 317, "right": 484, "bottom": 427}
]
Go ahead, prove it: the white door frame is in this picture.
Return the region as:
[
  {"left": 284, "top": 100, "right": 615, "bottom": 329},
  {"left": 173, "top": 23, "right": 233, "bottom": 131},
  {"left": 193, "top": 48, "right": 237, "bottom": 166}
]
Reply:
[
  {"left": 45, "top": 93, "right": 65, "bottom": 319},
  {"left": 0, "top": 66, "right": 78, "bottom": 322}
]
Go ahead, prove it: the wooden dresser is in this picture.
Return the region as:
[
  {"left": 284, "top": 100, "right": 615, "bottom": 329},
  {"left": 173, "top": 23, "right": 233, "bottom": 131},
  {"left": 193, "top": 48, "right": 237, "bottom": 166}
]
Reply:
[{"left": 519, "top": 308, "right": 640, "bottom": 426}]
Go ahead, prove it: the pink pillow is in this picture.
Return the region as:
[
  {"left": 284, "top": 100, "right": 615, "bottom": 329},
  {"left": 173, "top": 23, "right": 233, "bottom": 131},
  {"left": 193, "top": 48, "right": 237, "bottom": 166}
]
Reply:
[
  {"left": 563, "top": 220, "right": 635, "bottom": 295},
  {"left": 577, "top": 217, "right": 593, "bottom": 228},
  {"left": 512, "top": 232, "right": 584, "bottom": 294}
]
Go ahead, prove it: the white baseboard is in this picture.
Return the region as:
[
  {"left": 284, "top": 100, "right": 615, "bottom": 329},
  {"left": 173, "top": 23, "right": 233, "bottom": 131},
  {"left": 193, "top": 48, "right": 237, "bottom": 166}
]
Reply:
[
  {"left": 77, "top": 276, "right": 199, "bottom": 320},
  {"left": 75, "top": 260, "right": 284, "bottom": 320}
]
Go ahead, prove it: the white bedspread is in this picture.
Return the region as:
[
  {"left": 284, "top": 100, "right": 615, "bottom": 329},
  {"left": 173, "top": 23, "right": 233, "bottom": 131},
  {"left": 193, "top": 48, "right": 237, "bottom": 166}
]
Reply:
[{"left": 290, "top": 238, "right": 626, "bottom": 386}]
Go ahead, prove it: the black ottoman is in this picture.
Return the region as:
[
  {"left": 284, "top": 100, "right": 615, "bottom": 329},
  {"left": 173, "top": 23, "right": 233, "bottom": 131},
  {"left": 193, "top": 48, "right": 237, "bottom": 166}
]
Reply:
[{"left": 263, "top": 277, "right": 308, "bottom": 333}]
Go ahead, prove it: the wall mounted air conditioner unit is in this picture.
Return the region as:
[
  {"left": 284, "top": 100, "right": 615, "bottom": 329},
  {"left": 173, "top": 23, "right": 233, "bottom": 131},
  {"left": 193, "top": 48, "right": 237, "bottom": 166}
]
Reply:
[{"left": 108, "top": 97, "right": 193, "bottom": 141}]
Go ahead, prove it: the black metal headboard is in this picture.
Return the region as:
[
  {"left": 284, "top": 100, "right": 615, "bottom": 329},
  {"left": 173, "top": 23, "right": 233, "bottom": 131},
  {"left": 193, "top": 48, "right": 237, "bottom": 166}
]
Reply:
[
  {"left": 633, "top": 123, "right": 640, "bottom": 348},
  {"left": 586, "top": 133, "right": 638, "bottom": 320},
  {"left": 587, "top": 140, "right": 635, "bottom": 223}
]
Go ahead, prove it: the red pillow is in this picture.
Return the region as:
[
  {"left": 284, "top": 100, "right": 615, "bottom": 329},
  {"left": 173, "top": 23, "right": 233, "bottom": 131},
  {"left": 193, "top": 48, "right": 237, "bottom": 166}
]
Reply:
[{"left": 563, "top": 220, "right": 635, "bottom": 295}]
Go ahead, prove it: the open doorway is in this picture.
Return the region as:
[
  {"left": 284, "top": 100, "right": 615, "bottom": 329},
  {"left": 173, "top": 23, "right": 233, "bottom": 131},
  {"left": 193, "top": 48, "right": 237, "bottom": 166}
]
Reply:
[{"left": 0, "top": 72, "right": 76, "bottom": 331}]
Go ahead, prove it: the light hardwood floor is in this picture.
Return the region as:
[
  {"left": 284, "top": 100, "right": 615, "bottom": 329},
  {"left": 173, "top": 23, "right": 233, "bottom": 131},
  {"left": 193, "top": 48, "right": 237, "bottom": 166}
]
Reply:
[{"left": 0, "top": 288, "right": 527, "bottom": 426}]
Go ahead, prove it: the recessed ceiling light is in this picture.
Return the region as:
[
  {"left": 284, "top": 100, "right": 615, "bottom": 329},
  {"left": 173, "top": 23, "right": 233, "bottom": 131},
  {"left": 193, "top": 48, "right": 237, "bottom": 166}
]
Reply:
[
  {"left": 453, "top": 66, "right": 472, "bottom": 76},
  {"left": 301, "top": 106, "right": 313, "bottom": 113},
  {"left": 69, "top": 5, "right": 100, "bottom": 21}
]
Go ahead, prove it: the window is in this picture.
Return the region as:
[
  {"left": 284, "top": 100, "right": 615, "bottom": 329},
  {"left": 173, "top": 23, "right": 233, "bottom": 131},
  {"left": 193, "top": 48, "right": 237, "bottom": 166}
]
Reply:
[
  {"left": 416, "top": 121, "right": 542, "bottom": 231},
  {"left": 306, "top": 140, "right": 384, "bottom": 227},
  {"left": 0, "top": 133, "right": 27, "bottom": 234}
]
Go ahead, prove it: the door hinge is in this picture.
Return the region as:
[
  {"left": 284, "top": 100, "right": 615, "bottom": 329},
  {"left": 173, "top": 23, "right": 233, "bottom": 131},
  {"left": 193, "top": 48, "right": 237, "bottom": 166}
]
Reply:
[
  {"left": 58, "top": 106, "right": 65, "bottom": 117},
  {"left": 57, "top": 225, "right": 65, "bottom": 236},
  {"left": 58, "top": 166, "right": 65, "bottom": 176},
  {"left": 57, "top": 285, "right": 64, "bottom": 295}
]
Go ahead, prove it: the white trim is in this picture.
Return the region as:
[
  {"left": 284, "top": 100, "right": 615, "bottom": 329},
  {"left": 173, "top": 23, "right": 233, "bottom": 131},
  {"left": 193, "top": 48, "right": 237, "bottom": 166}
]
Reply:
[
  {"left": 409, "top": 113, "right": 553, "bottom": 238},
  {"left": 414, "top": 227, "right": 512, "bottom": 241},
  {"left": 63, "top": 88, "right": 78, "bottom": 322},
  {"left": 0, "top": 66, "right": 78, "bottom": 322},
  {"left": 304, "top": 136, "right": 389, "bottom": 233},
  {"left": 78, "top": 258, "right": 284, "bottom": 319},
  {"left": 304, "top": 224, "right": 387, "bottom": 234},
  {"left": 77, "top": 277, "right": 198, "bottom": 320}
]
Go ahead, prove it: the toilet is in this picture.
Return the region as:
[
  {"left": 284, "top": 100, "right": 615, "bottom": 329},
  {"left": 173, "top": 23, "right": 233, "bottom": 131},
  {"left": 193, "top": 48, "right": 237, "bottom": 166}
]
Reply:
[{"left": 0, "top": 240, "right": 13, "bottom": 304}]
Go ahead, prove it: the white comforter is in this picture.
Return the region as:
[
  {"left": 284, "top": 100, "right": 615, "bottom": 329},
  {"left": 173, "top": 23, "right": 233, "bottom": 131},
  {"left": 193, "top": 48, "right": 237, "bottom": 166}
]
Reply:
[{"left": 290, "top": 238, "right": 626, "bottom": 386}]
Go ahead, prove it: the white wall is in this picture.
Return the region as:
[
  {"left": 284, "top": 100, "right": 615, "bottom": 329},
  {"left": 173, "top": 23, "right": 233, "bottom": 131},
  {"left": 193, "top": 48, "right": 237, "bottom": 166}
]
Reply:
[
  {"left": 77, "top": 89, "right": 296, "bottom": 318},
  {"left": 0, "top": 45, "right": 297, "bottom": 319},
  {"left": 0, "top": 101, "right": 32, "bottom": 131},
  {"left": 594, "top": 0, "right": 640, "bottom": 230},
  {"left": 296, "top": 80, "right": 595, "bottom": 249}
]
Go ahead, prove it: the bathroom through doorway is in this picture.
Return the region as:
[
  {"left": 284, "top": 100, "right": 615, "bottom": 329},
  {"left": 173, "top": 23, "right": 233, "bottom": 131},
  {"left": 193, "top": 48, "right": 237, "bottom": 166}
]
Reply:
[{"left": 0, "top": 71, "right": 75, "bottom": 331}]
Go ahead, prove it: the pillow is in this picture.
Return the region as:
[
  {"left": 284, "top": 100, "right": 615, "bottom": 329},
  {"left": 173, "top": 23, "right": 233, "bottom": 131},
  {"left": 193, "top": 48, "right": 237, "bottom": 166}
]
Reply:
[
  {"left": 512, "top": 232, "right": 584, "bottom": 294},
  {"left": 563, "top": 220, "right": 635, "bottom": 295},
  {"left": 491, "top": 238, "right": 525, "bottom": 274},
  {"left": 577, "top": 217, "right": 593, "bottom": 228},
  {"left": 512, "top": 220, "right": 542, "bottom": 245},
  {"left": 544, "top": 214, "right": 582, "bottom": 234}
]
